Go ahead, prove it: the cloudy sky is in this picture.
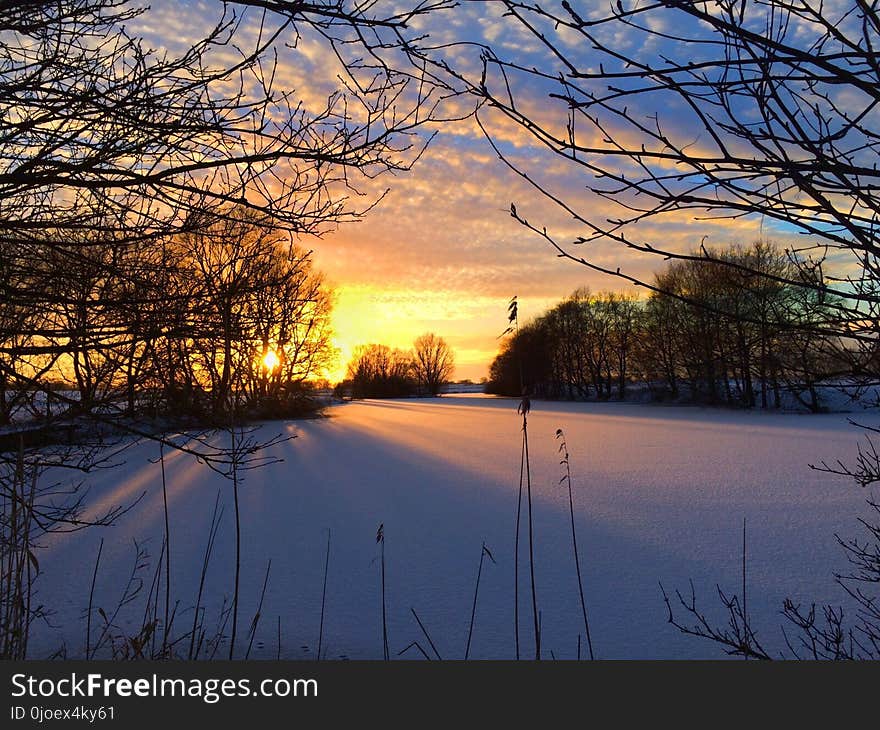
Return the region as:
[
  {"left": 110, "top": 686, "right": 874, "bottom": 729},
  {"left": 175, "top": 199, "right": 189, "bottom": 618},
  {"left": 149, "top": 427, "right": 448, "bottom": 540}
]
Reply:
[{"left": 139, "top": 1, "right": 788, "bottom": 381}]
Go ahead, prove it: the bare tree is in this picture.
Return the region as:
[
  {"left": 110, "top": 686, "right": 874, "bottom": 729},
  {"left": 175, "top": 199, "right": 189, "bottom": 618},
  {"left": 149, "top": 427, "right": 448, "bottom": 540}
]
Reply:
[
  {"left": 344, "top": 344, "right": 415, "bottom": 398},
  {"left": 412, "top": 333, "right": 455, "bottom": 396},
  {"left": 175, "top": 206, "right": 335, "bottom": 419}
]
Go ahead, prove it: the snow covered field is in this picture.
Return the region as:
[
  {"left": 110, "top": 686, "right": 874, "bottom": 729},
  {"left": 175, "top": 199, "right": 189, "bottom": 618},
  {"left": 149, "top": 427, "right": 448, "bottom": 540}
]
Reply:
[{"left": 30, "top": 396, "right": 878, "bottom": 659}]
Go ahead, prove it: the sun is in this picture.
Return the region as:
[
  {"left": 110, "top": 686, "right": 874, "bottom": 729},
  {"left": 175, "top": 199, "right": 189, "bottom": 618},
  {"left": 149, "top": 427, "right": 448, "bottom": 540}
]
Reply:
[{"left": 261, "top": 349, "right": 280, "bottom": 371}]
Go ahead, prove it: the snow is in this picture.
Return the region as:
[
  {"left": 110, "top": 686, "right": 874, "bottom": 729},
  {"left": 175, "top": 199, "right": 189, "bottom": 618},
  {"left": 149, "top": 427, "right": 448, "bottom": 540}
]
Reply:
[{"left": 29, "top": 396, "right": 877, "bottom": 659}]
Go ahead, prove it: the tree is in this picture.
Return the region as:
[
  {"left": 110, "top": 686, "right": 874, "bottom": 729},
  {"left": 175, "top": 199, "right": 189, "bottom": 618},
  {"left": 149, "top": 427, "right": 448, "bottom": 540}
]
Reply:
[
  {"left": 606, "top": 293, "right": 639, "bottom": 400},
  {"left": 636, "top": 294, "right": 681, "bottom": 400},
  {"left": 487, "top": 291, "right": 634, "bottom": 400},
  {"left": 164, "top": 206, "right": 335, "bottom": 419},
  {"left": 412, "top": 333, "right": 455, "bottom": 395},
  {"left": 486, "top": 242, "right": 845, "bottom": 408},
  {"left": 244, "top": 249, "right": 335, "bottom": 411},
  {"left": 486, "top": 319, "right": 556, "bottom": 398},
  {"left": 345, "top": 344, "right": 416, "bottom": 398},
  {"left": 0, "top": 1, "right": 452, "bottom": 244}
]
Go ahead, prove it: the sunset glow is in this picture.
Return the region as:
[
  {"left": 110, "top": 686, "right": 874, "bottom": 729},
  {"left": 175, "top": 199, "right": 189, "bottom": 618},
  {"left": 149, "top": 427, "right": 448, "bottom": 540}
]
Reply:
[
  {"left": 262, "top": 349, "right": 280, "bottom": 372},
  {"left": 139, "top": 1, "right": 795, "bottom": 384}
]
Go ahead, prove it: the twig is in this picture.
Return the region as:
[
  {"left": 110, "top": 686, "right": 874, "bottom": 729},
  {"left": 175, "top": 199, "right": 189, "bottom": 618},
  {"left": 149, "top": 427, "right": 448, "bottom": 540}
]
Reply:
[
  {"left": 189, "top": 489, "right": 223, "bottom": 660},
  {"left": 245, "top": 560, "right": 272, "bottom": 660},
  {"left": 85, "top": 538, "right": 104, "bottom": 660},
  {"left": 377, "top": 523, "right": 389, "bottom": 661},
  {"left": 159, "top": 442, "right": 171, "bottom": 655},
  {"left": 465, "top": 542, "right": 496, "bottom": 660},
  {"left": 557, "top": 428, "right": 595, "bottom": 659},
  {"left": 410, "top": 607, "right": 442, "bottom": 660},
  {"left": 519, "top": 398, "right": 540, "bottom": 660},
  {"left": 317, "top": 529, "right": 330, "bottom": 661}
]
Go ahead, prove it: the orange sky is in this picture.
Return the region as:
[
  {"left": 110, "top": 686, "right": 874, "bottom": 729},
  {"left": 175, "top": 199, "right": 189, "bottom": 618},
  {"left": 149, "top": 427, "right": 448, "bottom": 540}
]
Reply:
[{"left": 307, "top": 130, "right": 771, "bottom": 382}]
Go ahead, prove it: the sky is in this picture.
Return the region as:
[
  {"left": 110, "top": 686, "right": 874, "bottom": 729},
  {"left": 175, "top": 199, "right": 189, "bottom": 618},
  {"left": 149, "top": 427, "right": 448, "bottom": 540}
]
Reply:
[{"left": 137, "top": 1, "right": 799, "bottom": 382}]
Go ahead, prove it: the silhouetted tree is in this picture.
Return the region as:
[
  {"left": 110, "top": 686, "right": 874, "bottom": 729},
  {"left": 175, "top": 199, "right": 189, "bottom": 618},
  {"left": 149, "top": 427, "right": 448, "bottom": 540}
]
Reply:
[
  {"left": 412, "top": 333, "right": 455, "bottom": 395},
  {"left": 164, "top": 207, "right": 334, "bottom": 419},
  {"left": 486, "top": 319, "right": 556, "bottom": 398},
  {"left": 345, "top": 344, "right": 416, "bottom": 398},
  {"left": 488, "top": 242, "right": 846, "bottom": 408}
]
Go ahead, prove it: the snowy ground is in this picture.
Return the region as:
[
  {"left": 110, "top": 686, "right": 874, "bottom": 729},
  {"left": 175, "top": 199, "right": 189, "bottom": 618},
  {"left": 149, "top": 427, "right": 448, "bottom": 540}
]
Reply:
[{"left": 29, "top": 396, "right": 878, "bottom": 659}]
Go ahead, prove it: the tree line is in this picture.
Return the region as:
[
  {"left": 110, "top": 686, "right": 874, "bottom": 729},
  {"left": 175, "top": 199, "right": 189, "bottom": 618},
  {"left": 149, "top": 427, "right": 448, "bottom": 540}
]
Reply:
[
  {"left": 1, "top": 207, "right": 334, "bottom": 426},
  {"left": 336, "top": 333, "right": 455, "bottom": 398},
  {"left": 487, "top": 242, "right": 862, "bottom": 411}
]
